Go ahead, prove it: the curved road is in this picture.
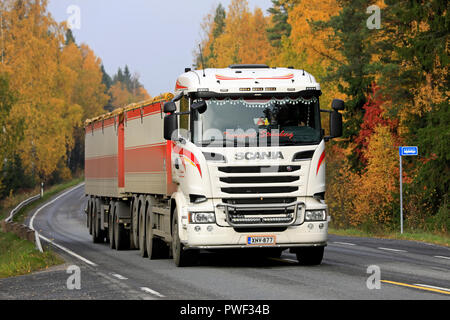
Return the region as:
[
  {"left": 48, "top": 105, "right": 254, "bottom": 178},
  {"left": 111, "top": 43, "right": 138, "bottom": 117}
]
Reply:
[{"left": 21, "top": 184, "right": 450, "bottom": 300}]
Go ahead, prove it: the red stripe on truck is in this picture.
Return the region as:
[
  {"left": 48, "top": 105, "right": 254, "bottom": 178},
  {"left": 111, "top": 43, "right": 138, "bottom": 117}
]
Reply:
[
  {"left": 317, "top": 150, "right": 325, "bottom": 175},
  {"left": 85, "top": 155, "right": 118, "bottom": 179},
  {"left": 124, "top": 144, "right": 166, "bottom": 173}
]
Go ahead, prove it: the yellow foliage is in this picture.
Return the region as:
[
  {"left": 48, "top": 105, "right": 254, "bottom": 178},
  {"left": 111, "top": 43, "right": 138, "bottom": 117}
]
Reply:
[
  {"left": 0, "top": 0, "right": 108, "bottom": 180},
  {"left": 351, "top": 125, "right": 399, "bottom": 228},
  {"left": 207, "top": 0, "right": 272, "bottom": 67}
]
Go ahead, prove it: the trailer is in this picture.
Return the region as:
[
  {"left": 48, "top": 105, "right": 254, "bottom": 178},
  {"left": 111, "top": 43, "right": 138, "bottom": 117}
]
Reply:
[{"left": 85, "top": 65, "right": 344, "bottom": 266}]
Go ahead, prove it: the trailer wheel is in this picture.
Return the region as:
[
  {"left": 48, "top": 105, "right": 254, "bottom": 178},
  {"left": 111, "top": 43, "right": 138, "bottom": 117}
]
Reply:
[
  {"left": 87, "top": 199, "right": 92, "bottom": 235},
  {"left": 92, "top": 201, "right": 104, "bottom": 243},
  {"left": 131, "top": 196, "right": 142, "bottom": 250},
  {"left": 109, "top": 201, "right": 115, "bottom": 249},
  {"left": 172, "top": 214, "right": 197, "bottom": 267},
  {"left": 145, "top": 199, "right": 156, "bottom": 259},
  {"left": 114, "top": 202, "right": 129, "bottom": 250},
  {"left": 295, "top": 246, "right": 324, "bottom": 266},
  {"left": 87, "top": 199, "right": 91, "bottom": 231},
  {"left": 138, "top": 202, "right": 147, "bottom": 257}
]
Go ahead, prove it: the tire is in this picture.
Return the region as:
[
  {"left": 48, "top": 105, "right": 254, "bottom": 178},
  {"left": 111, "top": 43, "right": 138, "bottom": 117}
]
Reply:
[
  {"left": 145, "top": 199, "right": 155, "bottom": 259},
  {"left": 132, "top": 196, "right": 141, "bottom": 250},
  {"left": 172, "top": 214, "right": 197, "bottom": 267},
  {"left": 295, "top": 246, "right": 324, "bottom": 266},
  {"left": 109, "top": 202, "right": 116, "bottom": 250},
  {"left": 114, "top": 203, "right": 129, "bottom": 250},
  {"left": 88, "top": 199, "right": 92, "bottom": 235},
  {"left": 139, "top": 202, "right": 147, "bottom": 257},
  {"left": 92, "top": 201, "right": 104, "bottom": 243},
  {"left": 87, "top": 199, "right": 91, "bottom": 231}
]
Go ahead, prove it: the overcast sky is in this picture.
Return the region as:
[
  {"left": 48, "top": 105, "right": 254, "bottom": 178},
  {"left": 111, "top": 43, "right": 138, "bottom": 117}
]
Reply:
[{"left": 47, "top": 0, "right": 274, "bottom": 97}]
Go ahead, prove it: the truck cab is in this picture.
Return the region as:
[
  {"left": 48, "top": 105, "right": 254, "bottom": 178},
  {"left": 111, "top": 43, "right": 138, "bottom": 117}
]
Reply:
[{"left": 164, "top": 64, "right": 343, "bottom": 266}]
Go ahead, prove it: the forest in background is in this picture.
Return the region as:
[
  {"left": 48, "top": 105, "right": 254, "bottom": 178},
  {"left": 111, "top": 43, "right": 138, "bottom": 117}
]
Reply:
[
  {"left": 0, "top": 0, "right": 150, "bottom": 199},
  {"left": 0, "top": 0, "right": 447, "bottom": 235},
  {"left": 196, "top": 0, "right": 448, "bottom": 234}
]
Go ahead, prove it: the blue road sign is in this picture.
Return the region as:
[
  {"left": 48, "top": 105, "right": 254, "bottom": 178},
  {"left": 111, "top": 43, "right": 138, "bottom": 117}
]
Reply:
[{"left": 399, "top": 146, "right": 418, "bottom": 156}]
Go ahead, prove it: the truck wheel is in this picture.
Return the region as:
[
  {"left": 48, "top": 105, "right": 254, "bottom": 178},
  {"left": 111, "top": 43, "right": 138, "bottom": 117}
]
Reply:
[
  {"left": 109, "top": 201, "right": 115, "bottom": 249},
  {"left": 131, "top": 196, "right": 141, "bottom": 250},
  {"left": 295, "top": 246, "right": 324, "bottom": 266},
  {"left": 172, "top": 214, "right": 197, "bottom": 267},
  {"left": 92, "top": 201, "right": 104, "bottom": 243},
  {"left": 87, "top": 199, "right": 91, "bottom": 231},
  {"left": 114, "top": 203, "right": 129, "bottom": 250},
  {"left": 88, "top": 200, "right": 92, "bottom": 235},
  {"left": 145, "top": 201, "right": 156, "bottom": 259},
  {"left": 139, "top": 203, "right": 147, "bottom": 257}
]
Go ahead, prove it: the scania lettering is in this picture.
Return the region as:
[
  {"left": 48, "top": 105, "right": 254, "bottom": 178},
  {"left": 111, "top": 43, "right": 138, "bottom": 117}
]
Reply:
[{"left": 84, "top": 64, "right": 344, "bottom": 267}]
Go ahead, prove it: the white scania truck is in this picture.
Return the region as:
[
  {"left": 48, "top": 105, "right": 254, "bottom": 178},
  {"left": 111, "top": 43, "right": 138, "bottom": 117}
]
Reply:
[{"left": 85, "top": 64, "right": 344, "bottom": 267}]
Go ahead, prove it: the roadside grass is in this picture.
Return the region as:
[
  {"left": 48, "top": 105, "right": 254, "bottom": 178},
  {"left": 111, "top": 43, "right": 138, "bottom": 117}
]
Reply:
[
  {"left": 329, "top": 227, "right": 450, "bottom": 247},
  {"left": 0, "top": 231, "right": 64, "bottom": 279},
  {"left": 0, "top": 177, "right": 83, "bottom": 278}
]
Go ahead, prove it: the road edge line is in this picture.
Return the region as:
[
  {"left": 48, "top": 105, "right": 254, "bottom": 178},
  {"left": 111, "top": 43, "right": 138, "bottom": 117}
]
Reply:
[{"left": 28, "top": 183, "right": 98, "bottom": 267}]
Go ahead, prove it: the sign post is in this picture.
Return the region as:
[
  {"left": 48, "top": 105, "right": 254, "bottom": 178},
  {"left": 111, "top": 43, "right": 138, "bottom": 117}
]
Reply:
[{"left": 399, "top": 146, "right": 418, "bottom": 234}]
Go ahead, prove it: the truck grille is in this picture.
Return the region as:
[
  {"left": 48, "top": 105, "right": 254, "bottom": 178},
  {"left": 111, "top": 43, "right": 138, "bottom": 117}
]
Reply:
[
  {"left": 220, "top": 176, "right": 299, "bottom": 184},
  {"left": 216, "top": 165, "right": 303, "bottom": 227},
  {"left": 218, "top": 165, "right": 300, "bottom": 174},
  {"left": 217, "top": 197, "right": 303, "bottom": 228},
  {"left": 221, "top": 186, "right": 298, "bottom": 194}
]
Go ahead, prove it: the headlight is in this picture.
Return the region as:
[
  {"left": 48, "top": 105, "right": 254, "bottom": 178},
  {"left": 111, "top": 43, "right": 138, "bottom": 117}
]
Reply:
[
  {"left": 305, "top": 210, "right": 326, "bottom": 221},
  {"left": 189, "top": 212, "right": 216, "bottom": 224}
]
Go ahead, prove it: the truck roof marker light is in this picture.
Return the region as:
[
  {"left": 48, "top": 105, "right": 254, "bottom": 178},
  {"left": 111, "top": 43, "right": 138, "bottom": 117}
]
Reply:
[{"left": 197, "top": 88, "right": 209, "bottom": 92}]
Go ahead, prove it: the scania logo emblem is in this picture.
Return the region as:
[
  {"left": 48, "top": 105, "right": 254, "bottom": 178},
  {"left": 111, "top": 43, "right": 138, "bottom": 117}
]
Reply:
[
  {"left": 235, "top": 152, "right": 284, "bottom": 161},
  {"left": 286, "top": 166, "right": 293, "bottom": 172}
]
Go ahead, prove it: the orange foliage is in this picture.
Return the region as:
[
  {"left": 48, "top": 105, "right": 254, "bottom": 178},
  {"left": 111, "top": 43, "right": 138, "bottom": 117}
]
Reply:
[{"left": 206, "top": 0, "right": 272, "bottom": 67}]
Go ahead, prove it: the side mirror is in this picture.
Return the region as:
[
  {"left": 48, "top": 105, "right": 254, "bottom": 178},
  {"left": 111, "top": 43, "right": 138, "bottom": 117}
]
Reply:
[
  {"left": 164, "top": 102, "right": 176, "bottom": 113},
  {"left": 191, "top": 101, "right": 207, "bottom": 114},
  {"left": 332, "top": 99, "right": 345, "bottom": 111},
  {"left": 330, "top": 110, "right": 343, "bottom": 138},
  {"left": 164, "top": 114, "right": 178, "bottom": 140}
]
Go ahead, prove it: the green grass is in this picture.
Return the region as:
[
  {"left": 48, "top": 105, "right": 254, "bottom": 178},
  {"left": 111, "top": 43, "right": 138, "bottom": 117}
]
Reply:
[
  {"left": 329, "top": 227, "right": 450, "bottom": 247},
  {"left": 0, "top": 177, "right": 83, "bottom": 278},
  {"left": 0, "top": 231, "right": 64, "bottom": 279}
]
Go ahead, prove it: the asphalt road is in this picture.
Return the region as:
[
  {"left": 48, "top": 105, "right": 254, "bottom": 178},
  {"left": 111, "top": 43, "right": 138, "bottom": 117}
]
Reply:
[{"left": 4, "top": 184, "right": 449, "bottom": 300}]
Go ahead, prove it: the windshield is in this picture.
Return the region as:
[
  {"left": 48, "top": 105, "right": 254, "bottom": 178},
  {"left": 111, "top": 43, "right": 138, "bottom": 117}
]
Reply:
[{"left": 192, "top": 96, "right": 322, "bottom": 147}]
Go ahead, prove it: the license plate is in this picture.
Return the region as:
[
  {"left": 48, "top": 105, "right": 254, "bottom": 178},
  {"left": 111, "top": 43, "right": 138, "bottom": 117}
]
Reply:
[{"left": 247, "top": 235, "right": 276, "bottom": 246}]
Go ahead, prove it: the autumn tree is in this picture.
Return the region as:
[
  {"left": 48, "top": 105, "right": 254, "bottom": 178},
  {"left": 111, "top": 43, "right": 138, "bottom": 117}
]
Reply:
[
  {"left": 375, "top": 0, "right": 449, "bottom": 224},
  {"left": 109, "top": 66, "right": 150, "bottom": 109},
  {"left": 199, "top": 0, "right": 272, "bottom": 68}
]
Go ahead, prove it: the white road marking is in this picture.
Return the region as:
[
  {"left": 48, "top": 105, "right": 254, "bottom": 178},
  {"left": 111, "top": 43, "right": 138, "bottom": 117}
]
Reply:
[
  {"left": 332, "top": 242, "right": 356, "bottom": 246},
  {"left": 414, "top": 284, "right": 450, "bottom": 293},
  {"left": 28, "top": 183, "right": 99, "bottom": 268},
  {"left": 434, "top": 256, "right": 450, "bottom": 260},
  {"left": 111, "top": 273, "right": 128, "bottom": 280},
  {"left": 378, "top": 247, "right": 407, "bottom": 253},
  {"left": 140, "top": 287, "right": 165, "bottom": 298},
  {"left": 39, "top": 233, "right": 97, "bottom": 267}
]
